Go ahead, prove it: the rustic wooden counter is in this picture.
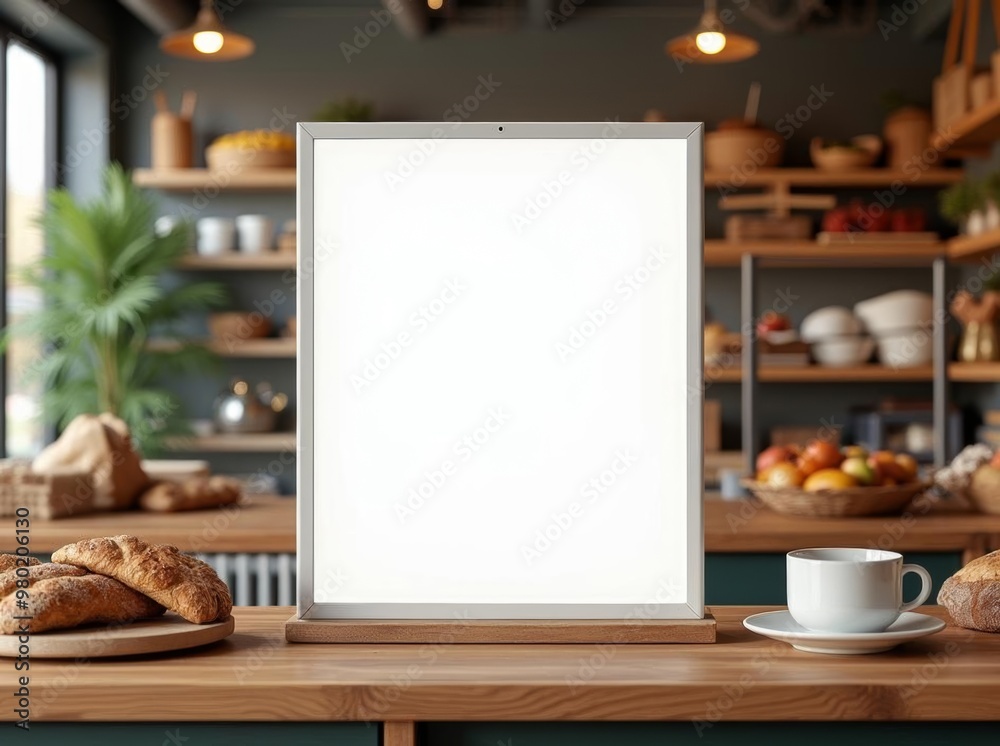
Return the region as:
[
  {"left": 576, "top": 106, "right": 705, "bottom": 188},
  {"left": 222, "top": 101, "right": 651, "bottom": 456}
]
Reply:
[
  {"left": 704, "top": 497, "right": 1000, "bottom": 564},
  {"left": 6, "top": 605, "right": 999, "bottom": 743},
  {"left": 0, "top": 495, "right": 296, "bottom": 554},
  {"left": 8, "top": 495, "right": 999, "bottom": 562}
]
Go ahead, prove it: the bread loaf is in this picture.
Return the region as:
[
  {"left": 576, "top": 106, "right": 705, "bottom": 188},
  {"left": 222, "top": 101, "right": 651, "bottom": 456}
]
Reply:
[
  {"left": 32, "top": 413, "right": 149, "bottom": 510},
  {"left": 53, "top": 535, "right": 232, "bottom": 624},
  {"left": 0, "top": 563, "right": 87, "bottom": 598},
  {"left": 0, "top": 574, "right": 164, "bottom": 634},
  {"left": 938, "top": 549, "right": 1000, "bottom": 632},
  {"left": 0, "top": 554, "right": 39, "bottom": 573},
  {"left": 139, "top": 476, "right": 242, "bottom": 513}
]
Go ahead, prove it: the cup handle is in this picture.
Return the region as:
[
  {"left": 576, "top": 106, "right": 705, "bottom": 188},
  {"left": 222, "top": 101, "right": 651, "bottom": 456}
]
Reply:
[{"left": 900, "top": 563, "right": 933, "bottom": 612}]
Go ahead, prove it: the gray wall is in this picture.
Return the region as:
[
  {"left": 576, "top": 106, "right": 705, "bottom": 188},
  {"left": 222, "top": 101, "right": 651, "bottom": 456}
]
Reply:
[{"left": 108, "top": 1, "right": 965, "bottom": 490}]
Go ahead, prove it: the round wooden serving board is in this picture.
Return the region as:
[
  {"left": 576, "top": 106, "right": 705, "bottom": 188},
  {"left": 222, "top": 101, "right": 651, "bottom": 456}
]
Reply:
[{"left": 0, "top": 614, "right": 234, "bottom": 658}]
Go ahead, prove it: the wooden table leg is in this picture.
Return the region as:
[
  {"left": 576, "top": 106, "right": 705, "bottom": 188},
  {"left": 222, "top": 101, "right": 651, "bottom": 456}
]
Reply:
[{"left": 384, "top": 721, "right": 417, "bottom": 746}]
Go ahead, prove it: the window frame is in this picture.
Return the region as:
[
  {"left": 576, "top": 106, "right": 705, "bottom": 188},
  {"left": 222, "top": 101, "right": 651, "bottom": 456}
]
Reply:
[{"left": 0, "top": 23, "right": 60, "bottom": 458}]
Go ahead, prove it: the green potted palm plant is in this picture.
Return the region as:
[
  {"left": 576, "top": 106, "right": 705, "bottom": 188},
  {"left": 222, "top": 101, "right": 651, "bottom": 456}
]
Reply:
[{"left": 0, "top": 164, "right": 226, "bottom": 451}]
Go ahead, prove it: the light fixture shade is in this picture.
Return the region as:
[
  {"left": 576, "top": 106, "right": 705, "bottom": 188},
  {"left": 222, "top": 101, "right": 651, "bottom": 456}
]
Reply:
[
  {"left": 665, "top": 4, "right": 759, "bottom": 64},
  {"left": 161, "top": 1, "right": 255, "bottom": 61}
]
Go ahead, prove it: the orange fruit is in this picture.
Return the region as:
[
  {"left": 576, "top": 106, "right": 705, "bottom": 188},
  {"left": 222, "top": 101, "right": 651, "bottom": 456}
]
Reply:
[
  {"left": 803, "top": 468, "right": 858, "bottom": 492},
  {"left": 894, "top": 453, "right": 919, "bottom": 482},
  {"left": 763, "top": 462, "right": 804, "bottom": 488},
  {"left": 803, "top": 439, "right": 843, "bottom": 470}
]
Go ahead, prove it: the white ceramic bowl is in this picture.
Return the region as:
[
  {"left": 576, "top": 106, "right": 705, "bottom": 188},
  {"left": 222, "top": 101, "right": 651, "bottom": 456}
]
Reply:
[
  {"left": 854, "top": 290, "right": 933, "bottom": 335},
  {"left": 875, "top": 329, "right": 934, "bottom": 368},
  {"left": 811, "top": 336, "right": 875, "bottom": 367},
  {"left": 141, "top": 459, "right": 211, "bottom": 483},
  {"left": 800, "top": 306, "right": 863, "bottom": 343}
]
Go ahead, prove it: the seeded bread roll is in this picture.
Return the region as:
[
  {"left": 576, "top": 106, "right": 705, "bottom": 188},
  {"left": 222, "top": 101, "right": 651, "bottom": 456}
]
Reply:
[
  {"left": 53, "top": 535, "right": 232, "bottom": 624},
  {"left": 938, "top": 549, "right": 1000, "bottom": 632},
  {"left": 0, "top": 574, "right": 165, "bottom": 634},
  {"left": 0, "top": 563, "right": 87, "bottom": 599},
  {"left": 0, "top": 555, "right": 39, "bottom": 573}
]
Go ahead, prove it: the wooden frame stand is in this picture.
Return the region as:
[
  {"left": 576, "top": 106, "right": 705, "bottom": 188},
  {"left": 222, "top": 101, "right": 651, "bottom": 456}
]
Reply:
[{"left": 285, "top": 613, "right": 717, "bottom": 644}]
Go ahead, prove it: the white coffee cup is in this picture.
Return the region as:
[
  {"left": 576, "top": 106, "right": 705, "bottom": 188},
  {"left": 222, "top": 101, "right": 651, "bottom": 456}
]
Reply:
[
  {"left": 235, "top": 214, "right": 274, "bottom": 254},
  {"left": 787, "top": 548, "right": 931, "bottom": 633},
  {"left": 196, "top": 217, "right": 236, "bottom": 256}
]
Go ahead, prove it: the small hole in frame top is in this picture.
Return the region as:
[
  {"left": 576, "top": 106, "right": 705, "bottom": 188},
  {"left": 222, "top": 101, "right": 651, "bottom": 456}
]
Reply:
[{"left": 498, "top": 126, "right": 504, "bottom": 132}]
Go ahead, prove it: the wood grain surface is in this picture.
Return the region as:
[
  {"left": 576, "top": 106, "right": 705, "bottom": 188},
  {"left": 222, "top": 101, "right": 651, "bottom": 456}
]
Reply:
[
  {"left": 4, "top": 606, "right": 1000, "bottom": 722},
  {"left": 0, "top": 614, "right": 234, "bottom": 658},
  {"left": 285, "top": 614, "right": 716, "bottom": 644},
  {"left": 704, "top": 498, "right": 1000, "bottom": 557},
  {"left": 0, "top": 496, "right": 295, "bottom": 554}
]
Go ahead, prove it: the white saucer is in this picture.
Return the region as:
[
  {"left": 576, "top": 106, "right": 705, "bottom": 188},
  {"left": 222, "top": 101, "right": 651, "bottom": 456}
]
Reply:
[{"left": 743, "top": 610, "right": 946, "bottom": 655}]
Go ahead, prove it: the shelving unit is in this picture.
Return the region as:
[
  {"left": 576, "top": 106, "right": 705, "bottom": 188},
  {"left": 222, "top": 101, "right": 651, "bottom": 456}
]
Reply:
[
  {"left": 164, "top": 432, "right": 296, "bottom": 453},
  {"left": 176, "top": 253, "right": 296, "bottom": 271},
  {"left": 148, "top": 338, "right": 296, "bottom": 358},
  {"left": 946, "top": 228, "right": 1000, "bottom": 262},
  {"left": 706, "top": 365, "right": 934, "bottom": 384},
  {"left": 949, "top": 362, "right": 1000, "bottom": 382},
  {"left": 930, "top": 97, "right": 1000, "bottom": 156},
  {"left": 704, "top": 168, "right": 964, "bottom": 188},
  {"left": 133, "top": 168, "right": 295, "bottom": 191},
  {"left": 705, "top": 239, "right": 944, "bottom": 267}
]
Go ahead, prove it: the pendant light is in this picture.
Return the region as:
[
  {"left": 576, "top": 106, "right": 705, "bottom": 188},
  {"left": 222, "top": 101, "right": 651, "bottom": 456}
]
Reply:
[
  {"left": 161, "top": 0, "right": 255, "bottom": 61},
  {"left": 665, "top": 0, "right": 759, "bottom": 64}
]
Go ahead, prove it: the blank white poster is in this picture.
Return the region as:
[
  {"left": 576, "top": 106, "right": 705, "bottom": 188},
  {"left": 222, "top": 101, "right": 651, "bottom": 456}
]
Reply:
[{"left": 308, "top": 133, "right": 696, "bottom": 618}]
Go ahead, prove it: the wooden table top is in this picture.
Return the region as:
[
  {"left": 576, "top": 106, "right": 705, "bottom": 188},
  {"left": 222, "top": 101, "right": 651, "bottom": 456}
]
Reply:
[
  {"left": 704, "top": 497, "right": 1000, "bottom": 556},
  {"left": 8, "top": 495, "right": 999, "bottom": 558},
  {"left": 0, "top": 496, "right": 296, "bottom": 554},
  {"left": 8, "top": 606, "right": 1000, "bottom": 722}
]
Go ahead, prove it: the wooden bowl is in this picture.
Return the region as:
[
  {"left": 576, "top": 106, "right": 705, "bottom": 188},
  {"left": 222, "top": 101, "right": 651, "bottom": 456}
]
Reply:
[
  {"left": 810, "top": 135, "right": 882, "bottom": 171},
  {"left": 705, "top": 128, "right": 784, "bottom": 171},
  {"left": 208, "top": 312, "right": 273, "bottom": 342},
  {"left": 205, "top": 145, "right": 295, "bottom": 171},
  {"left": 741, "top": 479, "right": 930, "bottom": 518}
]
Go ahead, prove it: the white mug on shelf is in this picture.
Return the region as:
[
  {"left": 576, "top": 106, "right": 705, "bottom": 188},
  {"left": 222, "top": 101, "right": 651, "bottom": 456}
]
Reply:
[
  {"left": 235, "top": 214, "right": 274, "bottom": 254},
  {"left": 196, "top": 217, "right": 236, "bottom": 256},
  {"left": 786, "top": 547, "right": 931, "bottom": 633}
]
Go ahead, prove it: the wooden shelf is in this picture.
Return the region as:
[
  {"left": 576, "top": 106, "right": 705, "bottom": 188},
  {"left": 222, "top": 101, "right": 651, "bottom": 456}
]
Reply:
[
  {"left": 176, "top": 253, "right": 296, "bottom": 271},
  {"left": 134, "top": 168, "right": 295, "bottom": 191},
  {"left": 704, "top": 168, "right": 964, "bottom": 188},
  {"left": 930, "top": 98, "right": 1000, "bottom": 155},
  {"left": 704, "top": 239, "right": 944, "bottom": 267},
  {"left": 946, "top": 228, "right": 1000, "bottom": 262},
  {"left": 136, "top": 167, "right": 963, "bottom": 194},
  {"left": 949, "top": 362, "right": 1000, "bottom": 382},
  {"left": 148, "top": 337, "right": 296, "bottom": 358},
  {"left": 704, "top": 365, "right": 934, "bottom": 383},
  {"left": 164, "top": 432, "right": 296, "bottom": 452}
]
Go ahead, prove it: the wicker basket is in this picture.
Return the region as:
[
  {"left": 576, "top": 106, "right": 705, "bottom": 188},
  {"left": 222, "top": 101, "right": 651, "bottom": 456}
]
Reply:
[
  {"left": 0, "top": 459, "right": 97, "bottom": 520},
  {"left": 740, "top": 478, "right": 931, "bottom": 518}
]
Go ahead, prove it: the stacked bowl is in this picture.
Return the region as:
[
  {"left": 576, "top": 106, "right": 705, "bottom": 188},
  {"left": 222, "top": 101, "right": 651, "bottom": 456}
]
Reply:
[
  {"left": 854, "top": 290, "right": 934, "bottom": 368},
  {"left": 800, "top": 307, "right": 873, "bottom": 367}
]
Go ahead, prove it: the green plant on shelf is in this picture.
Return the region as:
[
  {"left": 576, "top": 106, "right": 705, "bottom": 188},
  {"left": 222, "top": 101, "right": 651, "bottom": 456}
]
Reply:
[
  {"left": 939, "top": 180, "right": 985, "bottom": 226},
  {"left": 0, "top": 163, "right": 227, "bottom": 451}
]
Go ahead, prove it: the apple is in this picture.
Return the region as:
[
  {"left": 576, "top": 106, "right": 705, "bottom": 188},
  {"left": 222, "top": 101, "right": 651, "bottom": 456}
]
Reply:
[
  {"left": 894, "top": 453, "right": 919, "bottom": 482},
  {"left": 756, "top": 445, "right": 795, "bottom": 475},
  {"left": 841, "top": 456, "right": 877, "bottom": 485},
  {"left": 842, "top": 445, "right": 868, "bottom": 459},
  {"left": 868, "top": 450, "right": 907, "bottom": 482},
  {"left": 891, "top": 208, "right": 927, "bottom": 233},
  {"left": 756, "top": 311, "right": 791, "bottom": 337},
  {"left": 802, "top": 439, "right": 843, "bottom": 470}
]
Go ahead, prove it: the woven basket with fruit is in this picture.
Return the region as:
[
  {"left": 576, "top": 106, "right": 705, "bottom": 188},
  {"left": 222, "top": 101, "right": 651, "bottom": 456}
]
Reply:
[{"left": 742, "top": 440, "right": 929, "bottom": 518}]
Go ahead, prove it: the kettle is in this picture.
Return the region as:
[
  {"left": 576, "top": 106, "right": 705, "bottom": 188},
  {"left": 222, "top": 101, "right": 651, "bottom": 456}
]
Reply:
[{"left": 213, "top": 379, "right": 288, "bottom": 434}]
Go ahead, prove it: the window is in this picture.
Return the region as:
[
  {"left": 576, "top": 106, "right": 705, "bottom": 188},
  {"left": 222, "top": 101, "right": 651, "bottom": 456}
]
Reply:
[{"left": 2, "top": 35, "right": 57, "bottom": 457}]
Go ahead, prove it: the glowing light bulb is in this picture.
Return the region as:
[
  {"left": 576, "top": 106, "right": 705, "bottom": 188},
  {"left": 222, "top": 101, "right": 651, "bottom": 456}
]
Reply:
[
  {"left": 193, "top": 30, "right": 224, "bottom": 54},
  {"left": 427, "top": 0, "right": 443, "bottom": 8},
  {"left": 695, "top": 30, "right": 726, "bottom": 55}
]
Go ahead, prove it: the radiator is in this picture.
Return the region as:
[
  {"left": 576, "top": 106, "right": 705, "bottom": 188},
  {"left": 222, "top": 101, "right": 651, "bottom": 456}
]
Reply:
[{"left": 196, "top": 553, "right": 296, "bottom": 606}]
